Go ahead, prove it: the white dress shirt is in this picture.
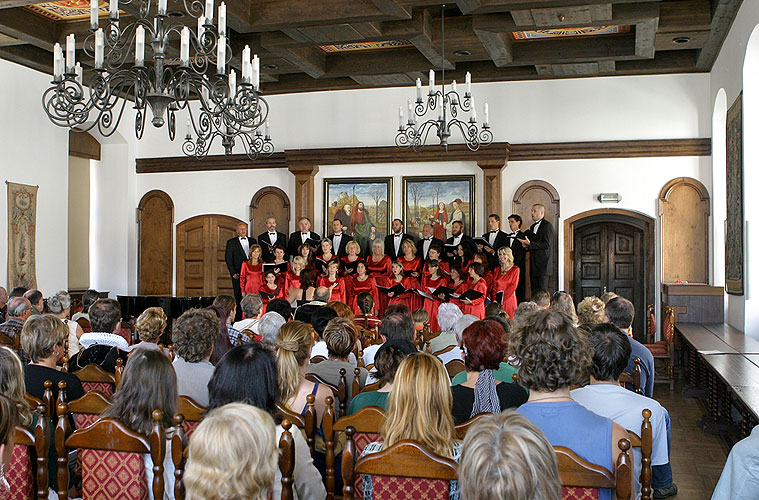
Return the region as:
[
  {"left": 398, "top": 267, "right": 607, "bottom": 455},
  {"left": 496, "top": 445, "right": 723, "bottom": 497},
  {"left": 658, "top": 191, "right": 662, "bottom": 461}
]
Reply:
[
  {"left": 333, "top": 233, "right": 343, "bottom": 252},
  {"left": 505, "top": 231, "right": 516, "bottom": 248},
  {"left": 301, "top": 232, "right": 310, "bottom": 244},
  {"left": 488, "top": 230, "right": 498, "bottom": 247},
  {"left": 239, "top": 236, "right": 250, "bottom": 257},
  {"left": 393, "top": 232, "right": 403, "bottom": 255},
  {"left": 532, "top": 219, "right": 543, "bottom": 234},
  {"left": 268, "top": 232, "right": 278, "bottom": 245},
  {"left": 452, "top": 234, "right": 462, "bottom": 246},
  {"left": 422, "top": 238, "right": 432, "bottom": 259}
]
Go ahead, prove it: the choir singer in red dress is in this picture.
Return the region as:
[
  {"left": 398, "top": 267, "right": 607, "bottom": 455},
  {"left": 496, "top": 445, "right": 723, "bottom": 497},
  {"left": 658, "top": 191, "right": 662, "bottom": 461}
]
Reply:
[
  {"left": 490, "top": 246, "right": 520, "bottom": 319},
  {"left": 239, "top": 244, "right": 263, "bottom": 295},
  {"left": 460, "top": 262, "right": 488, "bottom": 319},
  {"left": 348, "top": 261, "right": 379, "bottom": 317},
  {"left": 317, "top": 260, "right": 347, "bottom": 304}
]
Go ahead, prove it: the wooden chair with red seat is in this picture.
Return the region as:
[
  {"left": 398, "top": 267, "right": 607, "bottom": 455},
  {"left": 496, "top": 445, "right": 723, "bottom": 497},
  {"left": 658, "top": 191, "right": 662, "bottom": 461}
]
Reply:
[
  {"left": 176, "top": 395, "right": 206, "bottom": 438},
  {"left": 554, "top": 437, "right": 633, "bottom": 500},
  {"left": 55, "top": 402, "right": 166, "bottom": 500},
  {"left": 643, "top": 305, "right": 676, "bottom": 390},
  {"left": 341, "top": 429, "right": 459, "bottom": 500},
  {"left": 454, "top": 412, "right": 489, "bottom": 440},
  {"left": 71, "top": 363, "right": 117, "bottom": 397},
  {"left": 432, "top": 344, "right": 457, "bottom": 357},
  {"left": 306, "top": 368, "right": 348, "bottom": 417},
  {"left": 24, "top": 380, "right": 55, "bottom": 420},
  {"left": 619, "top": 358, "right": 643, "bottom": 395},
  {"left": 7, "top": 404, "right": 49, "bottom": 500},
  {"left": 625, "top": 409, "right": 653, "bottom": 500},
  {"left": 75, "top": 317, "right": 91, "bottom": 333},
  {"left": 276, "top": 394, "right": 317, "bottom": 458},
  {"left": 57, "top": 380, "right": 112, "bottom": 430}
]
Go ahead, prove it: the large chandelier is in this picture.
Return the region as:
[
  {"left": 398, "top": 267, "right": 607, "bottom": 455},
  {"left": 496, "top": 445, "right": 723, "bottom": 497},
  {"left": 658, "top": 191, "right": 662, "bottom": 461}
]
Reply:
[
  {"left": 396, "top": 5, "right": 493, "bottom": 152},
  {"left": 42, "top": 0, "right": 274, "bottom": 159}
]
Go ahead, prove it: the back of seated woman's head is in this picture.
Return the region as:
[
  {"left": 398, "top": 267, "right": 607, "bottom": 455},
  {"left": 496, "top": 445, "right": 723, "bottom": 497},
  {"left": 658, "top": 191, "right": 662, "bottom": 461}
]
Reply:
[
  {"left": 184, "top": 403, "right": 278, "bottom": 500},
  {"left": 20, "top": 314, "right": 67, "bottom": 363},
  {"left": 0, "top": 393, "right": 18, "bottom": 469},
  {"left": 373, "top": 341, "right": 416, "bottom": 386},
  {"left": 576, "top": 296, "right": 606, "bottom": 326},
  {"left": 103, "top": 349, "right": 177, "bottom": 435},
  {"left": 550, "top": 292, "right": 578, "bottom": 325},
  {"left": 136, "top": 306, "right": 167, "bottom": 343},
  {"left": 437, "top": 303, "right": 463, "bottom": 332},
  {"left": 356, "top": 292, "right": 374, "bottom": 315},
  {"left": 266, "top": 299, "right": 293, "bottom": 322},
  {"left": 511, "top": 310, "right": 592, "bottom": 393},
  {"left": 383, "top": 353, "right": 455, "bottom": 457},
  {"left": 460, "top": 411, "right": 561, "bottom": 500},
  {"left": 462, "top": 320, "right": 508, "bottom": 372},
  {"left": 0, "top": 347, "right": 31, "bottom": 426},
  {"left": 327, "top": 301, "right": 354, "bottom": 321},
  {"left": 275, "top": 321, "right": 313, "bottom": 404},
  {"left": 207, "top": 343, "right": 279, "bottom": 418},
  {"left": 323, "top": 317, "right": 356, "bottom": 360},
  {"left": 512, "top": 301, "right": 540, "bottom": 326},
  {"left": 383, "top": 303, "right": 410, "bottom": 318},
  {"left": 310, "top": 307, "right": 338, "bottom": 339}
]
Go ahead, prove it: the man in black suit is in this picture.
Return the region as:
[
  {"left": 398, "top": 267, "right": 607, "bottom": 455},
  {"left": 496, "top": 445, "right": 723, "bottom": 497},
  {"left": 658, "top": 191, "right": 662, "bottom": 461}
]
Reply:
[
  {"left": 287, "top": 217, "right": 321, "bottom": 258},
  {"left": 416, "top": 223, "right": 444, "bottom": 261},
  {"left": 225, "top": 222, "right": 256, "bottom": 321},
  {"left": 518, "top": 204, "right": 554, "bottom": 292},
  {"left": 384, "top": 218, "right": 414, "bottom": 260},
  {"left": 257, "top": 216, "right": 288, "bottom": 262},
  {"left": 327, "top": 218, "right": 354, "bottom": 257},
  {"left": 478, "top": 214, "right": 510, "bottom": 268},
  {"left": 506, "top": 214, "right": 527, "bottom": 303},
  {"left": 445, "top": 220, "right": 474, "bottom": 260}
]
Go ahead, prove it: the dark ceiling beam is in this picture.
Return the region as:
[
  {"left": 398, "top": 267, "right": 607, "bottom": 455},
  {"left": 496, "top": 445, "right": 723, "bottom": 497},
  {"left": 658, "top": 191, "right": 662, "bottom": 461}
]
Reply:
[
  {"left": 409, "top": 9, "right": 454, "bottom": 70},
  {"left": 465, "top": 0, "right": 654, "bottom": 14},
  {"left": 268, "top": 45, "right": 327, "bottom": 78},
  {"left": 513, "top": 34, "right": 637, "bottom": 64},
  {"left": 696, "top": 0, "right": 742, "bottom": 70},
  {"left": 261, "top": 73, "right": 360, "bottom": 94},
  {"left": 326, "top": 47, "right": 431, "bottom": 76},
  {"left": 0, "top": 7, "right": 55, "bottom": 50},
  {"left": 635, "top": 17, "right": 659, "bottom": 58},
  {"left": 245, "top": 0, "right": 402, "bottom": 32},
  {"left": 473, "top": 27, "right": 513, "bottom": 66},
  {"left": 658, "top": 0, "right": 710, "bottom": 32},
  {"left": 368, "top": 0, "right": 412, "bottom": 19},
  {"left": 0, "top": 0, "right": 46, "bottom": 8},
  {"left": 0, "top": 43, "right": 52, "bottom": 73},
  {"left": 455, "top": 0, "right": 483, "bottom": 15}
]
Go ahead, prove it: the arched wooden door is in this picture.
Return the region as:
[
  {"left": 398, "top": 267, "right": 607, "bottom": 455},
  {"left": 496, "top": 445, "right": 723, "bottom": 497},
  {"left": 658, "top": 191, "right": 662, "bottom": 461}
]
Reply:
[
  {"left": 138, "top": 190, "right": 174, "bottom": 295},
  {"left": 176, "top": 214, "right": 244, "bottom": 297},
  {"left": 250, "top": 187, "right": 291, "bottom": 237},
  {"left": 512, "top": 181, "right": 560, "bottom": 296},
  {"left": 660, "top": 177, "right": 710, "bottom": 283}
]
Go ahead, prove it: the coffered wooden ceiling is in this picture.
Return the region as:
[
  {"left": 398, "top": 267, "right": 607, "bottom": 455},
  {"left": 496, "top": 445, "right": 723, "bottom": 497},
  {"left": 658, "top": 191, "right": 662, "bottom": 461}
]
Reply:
[{"left": 0, "top": 0, "right": 743, "bottom": 94}]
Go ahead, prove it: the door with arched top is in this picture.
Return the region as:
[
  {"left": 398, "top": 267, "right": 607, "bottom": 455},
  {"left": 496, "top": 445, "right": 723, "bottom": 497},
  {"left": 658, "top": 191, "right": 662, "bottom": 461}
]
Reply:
[
  {"left": 250, "top": 187, "right": 291, "bottom": 237},
  {"left": 138, "top": 190, "right": 174, "bottom": 295}
]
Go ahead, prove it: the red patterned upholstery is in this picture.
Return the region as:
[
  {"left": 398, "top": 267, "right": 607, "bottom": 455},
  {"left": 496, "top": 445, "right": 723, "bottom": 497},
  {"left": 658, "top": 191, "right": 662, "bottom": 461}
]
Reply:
[
  {"left": 80, "top": 449, "right": 149, "bottom": 500},
  {"left": 353, "top": 433, "right": 381, "bottom": 498},
  {"left": 118, "top": 327, "right": 132, "bottom": 344},
  {"left": 74, "top": 413, "right": 101, "bottom": 429},
  {"left": 6, "top": 445, "right": 34, "bottom": 500},
  {"left": 643, "top": 341, "right": 668, "bottom": 355},
  {"left": 369, "top": 476, "right": 450, "bottom": 499},
  {"left": 562, "top": 487, "right": 600, "bottom": 500},
  {"left": 183, "top": 420, "right": 201, "bottom": 438},
  {"left": 81, "top": 381, "right": 114, "bottom": 397}
]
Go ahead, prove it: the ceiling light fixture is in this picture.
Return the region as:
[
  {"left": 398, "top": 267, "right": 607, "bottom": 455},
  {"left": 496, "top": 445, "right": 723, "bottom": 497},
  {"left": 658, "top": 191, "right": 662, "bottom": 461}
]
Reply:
[
  {"left": 42, "top": 0, "right": 274, "bottom": 160},
  {"left": 396, "top": 4, "right": 493, "bottom": 151},
  {"left": 672, "top": 36, "right": 690, "bottom": 44}
]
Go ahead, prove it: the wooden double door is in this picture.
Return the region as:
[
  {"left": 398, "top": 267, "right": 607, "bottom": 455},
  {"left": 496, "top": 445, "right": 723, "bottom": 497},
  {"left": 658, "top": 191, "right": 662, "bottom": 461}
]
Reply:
[
  {"left": 574, "top": 221, "right": 647, "bottom": 336},
  {"left": 176, "top": 214, "right": 244, "bottom": 297}
]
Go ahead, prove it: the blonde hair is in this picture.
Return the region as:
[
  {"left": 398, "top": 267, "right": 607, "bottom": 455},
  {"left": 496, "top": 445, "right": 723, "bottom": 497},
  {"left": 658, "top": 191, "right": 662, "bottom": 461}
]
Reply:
[
  {"left": 292, "top": 256, "right": 306, "bottom": 270},
  {"left": 346, "top": 240, "right": 361, "bottom": 254},
  {"left": 401, "top": 238, "right": 416, "bottom": 256},
  {"left": 248, "top": 244, "right": 262, "bottom": 264},
  {"left": 459, "top": 411, "right": 561, "bottom": 500},
  {"left": 21, "top": 314, "right": 67, "bottom": 363},
  {"left": 136, "top": 306, "right": 167, "bottom": 343},
  {"left": 275, "top": 321, "right": 313, "bottom": 404},
  {"left": 0, "top": 346, "right": 32, "bottom": 426},
  {"left": 498, "top": 246, "right": 515, "bottom": 268},
  {"left": 577, "top": 296, "right": 606, "bottom": 326},
  {"left": 382, "top": 353, "right": 455, "bottom": 457},
  {"left": 185, "top": 403, "right": 278, "bottom": 500}
]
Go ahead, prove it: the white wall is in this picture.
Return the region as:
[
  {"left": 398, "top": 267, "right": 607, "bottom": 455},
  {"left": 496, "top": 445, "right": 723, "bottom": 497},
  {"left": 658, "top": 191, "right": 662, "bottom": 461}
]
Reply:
[{"left": 0, "top": 59, "right": 69, "bottom": 294}]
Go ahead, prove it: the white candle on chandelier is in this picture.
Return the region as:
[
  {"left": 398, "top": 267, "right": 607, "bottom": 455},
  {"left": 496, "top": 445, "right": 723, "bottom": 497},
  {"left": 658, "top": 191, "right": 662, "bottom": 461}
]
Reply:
[
  {"left": 415, "top": 78, "right": 422, "bottom": 101},
  {"left": 53, "top": 43, "right": 63, "bottom": 80},
  {"left": 75, "top": 62, "right": 83, "bottom": 84},
  {"left": 65, "top": 34, "right": 75, "bottom": 73},
  {"left": 109, "top": 0, "right": 118, "bottom": 19},
  {"left": 407, "top": 97, "right": 413, "bottom": 118},
  {"left": 428, "top": 69, "right": 434, "bottom": 95},
  {"left": 216, "top": 34, "right": 226, "bottom": 74},
  {"left": 265, "top": 120, "right": 270, "bottom": 138},
  {"left": 241, "top": 45, "right": 251, "bottom": 82},
  {"left": 398, "top": 105, "right": 404, "bottom": 129},
  {"left": 186, "top": 116, "right": 192, "bottom": 139},
  {"left": 95, "top": 28, "right": 104, "bottom": 68},
  {"left": 252, "top": 54, "right": 259, "bottom": 90},
  {"left": 205, "top": 0, "right": 213, "bottom": 22},
  {"left": 90, "top": 0, "right": 98, "bottom": 29},
  {"left": 180, "top": 27, "right": 190, "bottom": 66},
  {"left": 470, "top": 96, "right": 476, "bottom": 122},
  {"left": 451, "top": 80, "right": 458, "bottom": 104},
  {"left": 228, "top": 69, "right": 236, "bottom": 100},
  {"left": 135, "top": 25, "right": 145, "bottom": 66},
  {"left": 158, "top": 0, "right": 167, "bottom": 15},
  {"left": 218, "top": 2, "right": 226, "bottom": 36},
  {"left": 465, "top": 71, "right": 471, "bottom": 95},
  {"left": 484, "top": 103, "right": 489, "bottom": 127},
  {"left": 197, "top": 16, "right": 206, "bottom": 40}
]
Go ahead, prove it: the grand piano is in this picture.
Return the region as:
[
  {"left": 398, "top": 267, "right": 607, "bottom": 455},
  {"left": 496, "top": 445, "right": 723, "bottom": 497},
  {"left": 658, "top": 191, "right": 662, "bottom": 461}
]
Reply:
[{"left": 117, "top": 295, "right": 216, "bottom": 323}]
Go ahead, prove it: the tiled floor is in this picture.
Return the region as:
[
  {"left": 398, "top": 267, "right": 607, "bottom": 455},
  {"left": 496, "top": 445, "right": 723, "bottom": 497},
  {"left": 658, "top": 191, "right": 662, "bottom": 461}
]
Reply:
[{"left": 654, "top": 381, "right": 730, "bottom": 500}]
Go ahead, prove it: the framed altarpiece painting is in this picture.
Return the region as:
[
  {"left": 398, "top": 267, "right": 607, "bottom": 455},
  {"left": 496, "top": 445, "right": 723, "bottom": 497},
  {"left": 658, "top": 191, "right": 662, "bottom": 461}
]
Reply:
[
  {"left": 726, "top": 93, "right": 744, "bottom": 295},
  {"left": 402, "top": 175, "right": 476, "bottom": 241}
]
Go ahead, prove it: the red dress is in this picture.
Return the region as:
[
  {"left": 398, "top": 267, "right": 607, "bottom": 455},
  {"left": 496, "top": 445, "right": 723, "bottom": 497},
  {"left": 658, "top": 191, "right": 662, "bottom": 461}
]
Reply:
[
  {"left": 240, "top": 261, "right": 263, "bottom": 294},
  {"left": 348, "top": 275, "right": 380, "bottom": 316},
  {"left": 341, "top": 256, "right": 364, "bottom": 277},
  {"left": 284, "top": 271, "right": 302, "bottom": 293},
  {"left": 449, "top": 280, "right": 469, "bottom": 313},
  {"left": 423, "top": 260, "right": 450, "bottom": 278},
  {"left": 399, "top": 257, "right": 423, "bottom": 310},
  {"left": 421, "top": 274, "right": 449, "bottom": 332},
  {"left": 318, "top": 276, "right": 347, "bottom": 304},
  {"left": 490, "top": 265, "right": 520, "bottom": 319},
  {"left": 482, "top": 269, "right": 494, "bottom": 293},
  {"left": 387, "top": 275, "right": 419, "bottom": 311},
  {"left": 258, "top": 283, "right": 283, "bottom": 305},
  {"left": 315, "top": 254, "right": 339, "bottom": 276},
  {"left": 461, "top": 278, "right": 488, "bottom": 319},
  {"left": 367, "top": 255, "right": 393, "bottom": 313}
]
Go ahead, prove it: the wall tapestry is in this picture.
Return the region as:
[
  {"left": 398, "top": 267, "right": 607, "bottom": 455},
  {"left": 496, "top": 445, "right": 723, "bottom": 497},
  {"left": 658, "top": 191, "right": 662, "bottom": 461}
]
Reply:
[
  {"left": 7, "top": 181, "right": 38, "bottom": 289},
  {"left": 402, "top": 175, "right": 475, "bottom": 241},
  {"left": 726, "top": 92, "right": 744, "bottom": 295},
  {"left": 324, "top": 178, "right": 392, "bottom": 256}
]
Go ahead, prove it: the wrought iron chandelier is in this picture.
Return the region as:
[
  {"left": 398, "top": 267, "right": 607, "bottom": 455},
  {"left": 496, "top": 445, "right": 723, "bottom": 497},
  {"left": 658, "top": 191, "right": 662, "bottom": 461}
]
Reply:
[
  {"left": 396, "top": 4, "right": 492, "bottom": 152},
  {"left": 42, "top": 0, "right": 274, "bottom": 159}
]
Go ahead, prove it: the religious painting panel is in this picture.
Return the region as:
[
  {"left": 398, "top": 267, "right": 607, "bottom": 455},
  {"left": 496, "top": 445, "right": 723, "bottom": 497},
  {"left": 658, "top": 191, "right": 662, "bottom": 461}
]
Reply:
[
  {"left": 726, "top": 93, "right": 744, "bottom": 295},
  {"left": 402, "top": 175, "right": 475, "bottom": 241},
  {"left": 7, "top": 182, "right": 38, "bottom": 289},
  {"left": 323, "top": 178, "right": 392, "bottom": 256}
]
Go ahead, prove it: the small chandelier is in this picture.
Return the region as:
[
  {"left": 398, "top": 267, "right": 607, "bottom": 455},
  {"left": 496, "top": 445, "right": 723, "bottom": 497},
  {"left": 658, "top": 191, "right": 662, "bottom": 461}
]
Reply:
[
  {"left": 396, "top": 4, "right": 492, "bottom": 152},
  {"left": 42, "top": 0, "right": 274, "bottom": 160}
]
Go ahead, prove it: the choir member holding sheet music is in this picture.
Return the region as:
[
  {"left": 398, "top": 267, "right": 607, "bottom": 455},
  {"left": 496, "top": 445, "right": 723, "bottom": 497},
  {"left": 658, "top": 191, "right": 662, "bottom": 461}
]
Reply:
[
  {"left": 420, "top": 260, "right": 449, "bottom": 332},
  {"left": 239, "top": 244, "right": 264, "bottom": 295},
  {"left": 490, "top": 247, "right": 520, "bottom": 319},
  {"left": 315, "top": 239, "right": 340, "bottom": 276},
  {"left": 448, "top": 265, "right": 469, "bottom": 311},
  {"left": 257, "top": 216, "right": 288, "bottom": 262},
  {"left": 259, "top": 270, "right": 284, "bottom": 305},
  {"left": 287, "top": 216, "right": 320, "bottom": 257},
  {"left": 317, "top": 260, "right": 347, "bottom": 303},
  {"left": 460, "top": 263, "right": 488, "bottom": 319},
  {"left": 423, "top": 244, "right": 450, "bottom": 277},
  {"left": 284, "top": 256, "right": 305, "bottom": 303},
  {"left": 367, "top": 239, "right": 393, "bottom": 278},
  {"left": 263, "top": 246, "right": 290, "bottom": 276},
  {"left": 473, "top": 252, "right": 494, "bottom": 291},
  {"left": 341, "top": 240, "right": 364, "bottom": 277},
  {"left": 382, "top": 261, "right": 419, "bottom": 310},
  {"left": 348, "top": 261, "right": 380, "bottom": 317},
  {"left": 399, "top": 238, "right": 422, "bottom": 279}
]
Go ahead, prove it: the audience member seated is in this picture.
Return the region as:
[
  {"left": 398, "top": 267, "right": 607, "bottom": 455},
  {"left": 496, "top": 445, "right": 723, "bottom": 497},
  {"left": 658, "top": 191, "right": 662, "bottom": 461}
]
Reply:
[
  {"left": 577, "top": 296, "right": 606, "bottom": 326},
  {"left": 349, "top": 339, "right": 416, "bottom": 414},
  {"left": 307, "top": 318, "right": 368, "bottom": 403},
  {"left": 450, "top": 316, "right": 518, "bottom": 387},
  {"left": 451, "top": 320, "right": 528, "bottom": 424},
  {"left": 0, "top": 393, "right": 18, "bottom": 497},
  {"left": 601, "top": 291, "right": 619, "bottom": 304},
  {"left": 428, "top": 303, "right": 462, "bottom": 363},
  {"left": 207, "top": 343, "right": 326, "bottom": 499},
  {"left": 294, "top": 286, "right": 332, "bottom": 325},
  {"left": 0, "top": 286, "right": 8, "bottom": 323},
  {"left": 8, "top": 287, "right": 28, "bottom": 299},
  {"left": 184, "top": 403, "right": 278, "bottom": 500},
  {"left": 711, "top": 425, "right": 759, "bottom": 500},
  {"left": 0, "top": 347, "right": 33, "bottom": 429},
  {"left": 48, "top": 291, "right": 84, "bottom": 358},
  {"left": 412, "top": 308, "right": 429, "bottom": 336},
  {"left": 258, "top": 312, "right": 286, "bottom": 346},
  {"left": 23, "top": 289, "right": 44, "bottom": 316},
  {"left": 383, "top": 303, "right": 411, "bottom": 318},
  {"left": 550, "top": 291, "right": 578, "bottom": 326},
  {"left": 361, "top": 352, "right": 461, "bottom": 497},
  {"left": 70, "top": 298, "right": 130, "bottom": 372},
  {"left": 327, "top": 301, "right": 355, "bottom": 322},
  {"left": 275, "top": 320, "right": 332, "bottom": 425},
  {"left": 513, "top": 309, "right": 632, "bottom": 500},
  {"left": 606, "top": 297, "right": 655, "bottom": 398},
  {"left": 172, "top": 309, "right": 218, "bottom": 407},
  {"left": 207, "top": 305, "right": 234, "bottom": 365},
  {"left": 102, "top": 349, "right": 177, "bottom": 499},
  {"left": 459, "top": 410, "right": 561, "bottom": 500},
  {"left": 484, "top": 301, "right": 504, "bottom": 319},
  {"left": 572, "top": 323, "right": 676, "bottom": 498},
  {"left": 232, "top": 294, "right": 264, "bottom": 333},
  {"left": 511, "top": 301, "right": 540, "bottom": 329},
  {"left": 531, "top": 289, "right": 550, "bottom": 309},
  {"left": 363, "top": 313, "right": 416, "bottom": 368},
  {"left": 72, "top": 289, "right": 99, "bottom": 323},
  {"left": 0, "top": 297, "right": 32, "bottom": 362},
  {"left": 309, "top": 306, "right": 338, "bottom": 359},
  {"left": 354, "top": 292, "right": 381, "bottom": 330},
  {"left": 132, "top": 306, "right": 168, "bottom": 354},
  {"left": 213, "top": 295, "right": 244, "bottom": 347},
  {"left": 267, "top": 298, "right": 294, "bottom": 322}
]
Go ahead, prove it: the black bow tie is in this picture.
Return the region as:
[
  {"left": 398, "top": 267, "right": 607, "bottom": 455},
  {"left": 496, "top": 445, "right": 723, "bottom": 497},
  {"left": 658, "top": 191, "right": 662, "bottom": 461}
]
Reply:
[
  {"left": 425, "top": 237, "right": 432, "bottom": 241},
  {"left": 269, "top": 232, "right": 276, "bottom": 235},
  {"left": 489, "top": 230, "right": 498, "bottom": 233},
  {"left": 394, "top": 234, "right": 402, "bottom": 238},
  {"left": 506, "top": 232, "right": 516, "bottom": 237},
  {"left": 301, "top": 233, "right": 308, "bottom": 236}
]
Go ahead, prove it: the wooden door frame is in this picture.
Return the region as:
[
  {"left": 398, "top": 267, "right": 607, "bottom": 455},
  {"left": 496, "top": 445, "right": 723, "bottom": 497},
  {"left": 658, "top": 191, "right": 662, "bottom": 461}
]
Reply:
[
  {"left": 137, "top": 190, "right": 174, "bottom": 295},
  {"left": 564, "top": 209, "right": 655, "bottom": 309},
  {"left": 249, "top": 186, "right": 291, "bottom": 233}
]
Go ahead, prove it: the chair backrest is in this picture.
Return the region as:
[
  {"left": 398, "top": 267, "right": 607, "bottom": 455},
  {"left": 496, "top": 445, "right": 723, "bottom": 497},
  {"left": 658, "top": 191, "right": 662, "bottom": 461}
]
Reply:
[
  {"left": 444, "top": 359, "right": 465, "bottom": 380},
  {"left": 55, "top": 403, "right": 166, "bottom": 500},
  {"left": 240, "top": 329, "right": 259, "bottom": 342},
  {"left": 639, "top": 409, "right": 653, "bottom": 500},
  {"left": 432, "top": 344, "right": 456, "bottom": 356},
  {"left": 170, "top": 414, "right": 187, "bottom": 500},
  {"left": 454, "top": 412, "right": 489, "bottom": 439},
  {"left": 306, "top": 368, "right": 348, "bottom": 417},
  {"left": 72, "top": 363, "right": 116, "bottom": 397},
  {"left": 276, "top": 394, "right": 317, "bottom": 457},
  {"left": 662, "top": 306, "right": 676, "bottom": 343},
  {"left": 619, "top": 358, "right": 642, "bottom": 395},
  {"left": 8, "top": 407, "right": 49, "bottom": 500},
  {"left": 279, "top": 419, "right": 296, "bottom": 500},
  {"left": 177, "top": 396, "right": 206, "bottom": 438},
  {"left": 310, "top": 355, "right": 327, "bottom": 364},
  {"left": 554, "top": 437, "right": 632, "bottom": 500},
  {"left": 76, "top": 317, "right": 91, "bottom": 330},
  {"left": 58, "top": 380, "right": 113, "bottom": 429},
  {"left": 342, "top": 434, "right": 458, "bottom": 500},
  {"left": 361, "top": 381, "right": 382, "bottom": 393},
  {"left": 646, "top": 304, "right": 656, "bottom": 344}
]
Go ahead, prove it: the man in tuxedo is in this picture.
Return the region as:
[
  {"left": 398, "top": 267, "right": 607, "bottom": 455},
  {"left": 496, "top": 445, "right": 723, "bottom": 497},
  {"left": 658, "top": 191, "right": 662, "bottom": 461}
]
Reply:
[
  {"left": 478, "top": 214, "right": 510, "bottom": 268},
  {"left": 327, "top": 218, "right": 354, "bottom": 257},
  {"left": 416, "top": 223, "right": 444, "bottom": 261},
  {"left": 225, "top": 222, "right": 256, "bottom": 321},
  {"left": 506, "top": 214, "right": 527, "bottom": 303},
  {"left": 518, "top": 204, "right": 554, "bottom": 292},
  {"left": 257, "top": 216, "right": 288, "bottom": 262},
  {"left": 287, "top": 217, "right": 321, "bottom": 257},
  {"left": 445, "top": 220, "right": 474, "bottom": 260},
  {"left": 384, "top": 218, "right": 414, "bottom": 260}
]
